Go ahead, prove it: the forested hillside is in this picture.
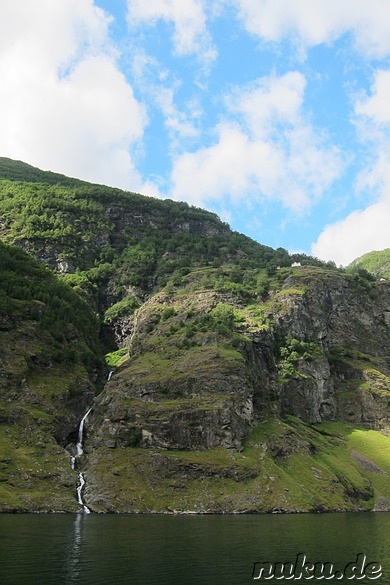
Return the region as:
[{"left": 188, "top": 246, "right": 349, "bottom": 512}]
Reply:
[
  {"left": 2, "top": 157, "right": 390, "bottom": 514},
  {"left": 0, "top": 241, "right": 102, "bottom": 511},
  {"left": 348, "top": 249, "right": 390, "bottom": 280},
  {"left": 0, "top": 156, "right": 332, "bottom": 348}
]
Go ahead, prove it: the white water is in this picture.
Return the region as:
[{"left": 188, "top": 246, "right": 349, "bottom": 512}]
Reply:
[
  {"left": 71, "top": 408, "right": 92, "bottom": 514},
  {"left": 76, "top": 473, "right": 89, "bottom": 514},
  {"left": 76, "top": 409, "right": 91, "bottom": 457},
  {"left": 71, "top": 370, "right": 113, "bottom": 512}
]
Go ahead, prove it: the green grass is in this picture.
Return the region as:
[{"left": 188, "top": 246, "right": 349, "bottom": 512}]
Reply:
[
  {"left": 105, "top": 347, "right": 129, "bottom": 367},
  {"left": 120, "top": 344, "right": 244, "bottom": 384},
  {"left": 349, "top": 429, "right": 390, "bottom": 474},
  {"left": 348, "top": 248, "right": 390, "bottom": 279},
  {"left": 1, "top": 159, "right": 387, "bottom": 514},
  {"left": 83, "top": 418, "right": 390, "bottom": 513},
  {"left": 0, "top": 425, "right": 79, "bottom": 512}
]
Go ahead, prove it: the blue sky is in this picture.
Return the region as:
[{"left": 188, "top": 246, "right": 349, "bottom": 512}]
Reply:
[{"left": 1, "top": 1, "right": 390, "bottom": 265}]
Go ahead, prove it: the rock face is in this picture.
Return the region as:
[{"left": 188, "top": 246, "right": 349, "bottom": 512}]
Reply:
[
  {"left": 89, "top": 271, "right": 390, "bottom": 453},
  {"left": 268, "top": 274, "right": 390, "bottom": 426},
  {"left": 3, "top": 158, "right": 390, "bottom": 514},
  {"left": 91, "top": 359, "right": 254, "bottom": 452},
  {"left": 4, "top": 246, "right": 390, "bottom": 513},
  {"left": 76, "top": 268, "right": 390, "bottom": 513},
  {"left": 279, "top": 355, "right": 336, "bottom": 423}
]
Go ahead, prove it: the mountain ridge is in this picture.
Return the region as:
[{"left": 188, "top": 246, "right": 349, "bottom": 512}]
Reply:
[
  {"left": 2, "top": 158, "right": 390, "bottom": 514},
  {"left": 348, "top": 248, "right": 390, "bottom": 280}
]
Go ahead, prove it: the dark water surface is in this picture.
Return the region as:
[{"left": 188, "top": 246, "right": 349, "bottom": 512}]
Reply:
[{"left": 0, "top": 512, "right": 389, "bottom": 584}]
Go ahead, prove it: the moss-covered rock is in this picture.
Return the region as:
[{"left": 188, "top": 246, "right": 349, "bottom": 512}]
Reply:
[{"left": 2, "top": 159, "right": 390, "bottom": 514}]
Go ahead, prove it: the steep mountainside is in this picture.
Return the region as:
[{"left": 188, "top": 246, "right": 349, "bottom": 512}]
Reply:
[
  {"left": 2, "top": 158, "right": 390, "bottom": 514},
  {"left": 348, "top": 248, "right": 390, "bottom": 280},
  {"left": 84, "top": 266, "right": 390, "bottom": 513},
  {"left": 0, "top": 241, "right": 103, "bottom": 511}
]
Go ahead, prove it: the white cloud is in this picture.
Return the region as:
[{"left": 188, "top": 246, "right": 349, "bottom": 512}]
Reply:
[
  {"left": 354, "top": 69, "right": 390, "bottom": 198},
  {"left": 130, "top": 49, "right": 202, "bottom": 152},
  {"left": 231, "top": 0, "right": 390, "bottom": 57},
  {"left": 156, "top": 88, "right": 201, "bottom": 144},
  {"left": 127, "top": 0, "right": 216, "bottom": 63},
  {"left": 0, "top": 0, "right": 111, "bottom": 74},
  {"left": 170, "top": 72, "right": 343, "bottom": 214},
  {"left": 355, "top": 70, "right": 390, "bottom": 126},
  {"left": 227, "top": 71, "right": 306, "bottom": 136},
  {"left": 312, "top": 201, "right": 390, "bottom": 266},
  {"left": 0, "top": 0, "right": 151, "bottom": 193},
  {"left": 313, "top": 68, "right": 390, "bottom": 265},
  {"left": 314, "top": 152, "right": 390, "bottom": 265}
]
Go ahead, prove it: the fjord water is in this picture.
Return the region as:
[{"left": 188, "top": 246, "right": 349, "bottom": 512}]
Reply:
[{"left": 0, "top": 513, "right": 389, "bottom": 584}]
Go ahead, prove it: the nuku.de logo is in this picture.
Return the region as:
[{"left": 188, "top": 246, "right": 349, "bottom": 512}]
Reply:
[{"left": 252, "top": 552, "right": 382, "bottom": 580}]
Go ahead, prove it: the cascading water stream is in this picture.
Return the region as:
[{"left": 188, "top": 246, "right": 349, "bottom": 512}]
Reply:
[
  {"left": 71, "top": 408, "right": 92, "bottom": 514},
  {"left": 70, "top": 371, "right": 113, "bottom": 513}
]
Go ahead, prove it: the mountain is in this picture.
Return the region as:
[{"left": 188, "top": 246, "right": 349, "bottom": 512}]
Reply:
[
  {"left": 0, "top": 240, "right": 102, "bottom": 511},
  {"left": 2, "top": 157, "right": 390, "bottom": 514},
  {"left": 348, "top": 249, "right": 390, "bottom": 280}
]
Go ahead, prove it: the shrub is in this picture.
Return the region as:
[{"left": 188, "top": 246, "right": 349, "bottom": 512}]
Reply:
[
  {"left": 162, "top": 307, "right": 176, "bottom": 321},
  {"left": 212, "top": 302, "right": 235, "bottom": 326}
]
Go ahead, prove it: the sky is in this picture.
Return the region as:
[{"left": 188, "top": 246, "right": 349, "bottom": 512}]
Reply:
[{"left": 1, "top": 1, "right": 390, "bottom": 266}]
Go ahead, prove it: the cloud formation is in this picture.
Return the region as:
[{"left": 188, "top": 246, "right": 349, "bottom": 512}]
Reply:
[
  {"left": 228, "top": 1, "right": 390, "bottom": 264},
  {"left": 0, "top": 0, "right": 150, "bottom": 192},
  {"left": 1, "top": 0, "right": 389, "bottom": 265},
  {"left": 355, "top": 69, "right": 390, "bottom": 125},
  {"left": 127, "top": 0, "right": 216, "bottom": 63},
  {"left": 131, "top": 52, "right": 202, "bottom": 150},
  {"left": 232, "top": 0, "right": 390, "bottom": 57},
  {"left": 170, "top": 72, "right": 343, "bottom": 214},
  {"left": 312, "top": 201, "right": 390, "bottom": 267},
  {"left": 313, "top": 68, "right": 390, "bottom": 265}
]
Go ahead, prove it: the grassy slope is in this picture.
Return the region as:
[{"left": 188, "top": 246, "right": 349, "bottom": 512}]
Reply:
[
  {"left": 0, "top": 425, "right": 77, "bottom": 512},
  {"left": 84, "top": 418, "right": 390, "bottom": 513},
  {"left": 90, "top": 267, "right": 390, "bottom": 513},
  {"left": 348, "top": 249, "right": 390, "bottom": 279},
  {"left": 2, "top": 158, "right": 390, "bottom": 514}
]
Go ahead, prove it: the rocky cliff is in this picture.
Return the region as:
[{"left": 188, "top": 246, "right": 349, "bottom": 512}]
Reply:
[
  {"left": 79, "top": 266, "right": 390, "bottom": 513},
  {"left": 2, "top": 158, "right": 390, "bottom": 514}
]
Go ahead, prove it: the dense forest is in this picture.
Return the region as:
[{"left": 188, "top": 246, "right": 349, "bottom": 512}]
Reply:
[{"left": 0, "top": 157, "right": 337, "bottom": 340}]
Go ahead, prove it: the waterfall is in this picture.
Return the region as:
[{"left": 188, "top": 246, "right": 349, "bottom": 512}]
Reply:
[
  {"left": 70, "top": 370, "right": 112, "bottom": 512},
  {"left": 71, "top": 408, "right": 92, "bottom": 514},
  {"left": 76, "top": 472, "right": 89, "bottom": 514},
  {"left": 77, "top": 409, "right": 91, "bottom": 457}
]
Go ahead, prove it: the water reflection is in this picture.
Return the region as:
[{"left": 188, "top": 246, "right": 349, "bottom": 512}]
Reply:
[
  {"left": 0, "top": 513, "right": 389, "bottom": 584},
  {"left": 64, "top": 514, "right": 83, "bottom": 585}
]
